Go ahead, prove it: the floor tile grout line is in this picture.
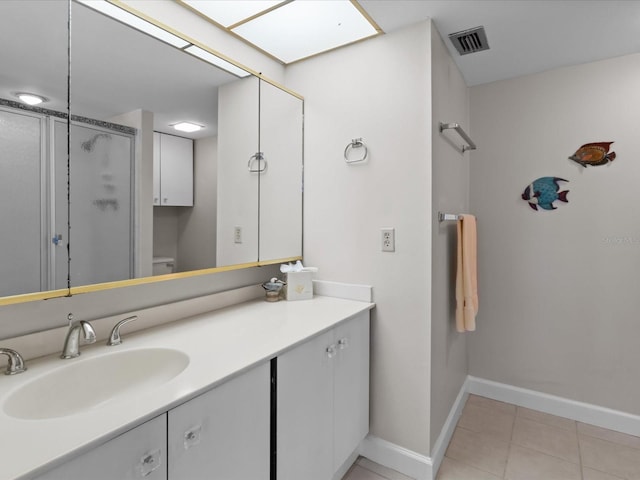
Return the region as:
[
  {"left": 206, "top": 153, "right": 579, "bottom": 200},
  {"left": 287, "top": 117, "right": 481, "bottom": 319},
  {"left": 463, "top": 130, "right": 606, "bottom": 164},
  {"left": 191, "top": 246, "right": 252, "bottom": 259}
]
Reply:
[
  {"left": 509, "top": 437, "right": 582, "bottom": 466},
  {"left": 576, "top": 420, "right": 584, "bottom": 480},
  {"left": 576, "top": 429, "right": 640, "bottom": 452},
  {"left": 356, "top": 464, "right": 409, "bottom": 480},
  {"left": 356, "top": 462, "right": 393, "bottom": 480},
  {"left": 442, "top": 453, "right": 506, "bottom": 479},
  {"left": 502, "top": 406, "right": 518, "bottom": 479}
]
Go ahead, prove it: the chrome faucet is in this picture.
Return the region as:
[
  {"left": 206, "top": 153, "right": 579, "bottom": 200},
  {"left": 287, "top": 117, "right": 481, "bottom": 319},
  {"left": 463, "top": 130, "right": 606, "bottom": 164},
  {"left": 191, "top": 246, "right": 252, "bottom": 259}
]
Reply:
[
  {"left": 107, "top": 315, "right": 138, "bottom": 346},
  {"left": 61, "top": 314, "right": 96, "bottom": 359},
  {"left": 0, "top": 348, "right": 27, "bottom": 375}
]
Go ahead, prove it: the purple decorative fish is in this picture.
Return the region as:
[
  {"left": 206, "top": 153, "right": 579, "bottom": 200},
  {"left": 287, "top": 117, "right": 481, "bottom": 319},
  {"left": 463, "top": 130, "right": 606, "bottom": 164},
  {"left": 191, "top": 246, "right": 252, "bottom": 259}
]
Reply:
[{"left": 522, "top": 177, "right": 569, "bottom": 211}]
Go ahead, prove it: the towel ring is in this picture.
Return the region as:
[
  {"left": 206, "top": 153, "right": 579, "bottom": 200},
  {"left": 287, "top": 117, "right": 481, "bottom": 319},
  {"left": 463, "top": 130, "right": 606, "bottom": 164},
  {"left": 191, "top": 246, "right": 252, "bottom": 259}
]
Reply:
[
  {"left": 248, "top": 152, "right": 267, "bottom": 173},
  {"left": 344, "top": 138, "right": 368, "bottom": 164}
]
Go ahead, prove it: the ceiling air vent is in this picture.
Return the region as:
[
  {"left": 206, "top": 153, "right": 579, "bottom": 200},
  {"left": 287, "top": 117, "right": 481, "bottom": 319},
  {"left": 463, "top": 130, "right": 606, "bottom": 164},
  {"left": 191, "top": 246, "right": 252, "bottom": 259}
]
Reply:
[{"left": 448, "top": 26, "right": 489, "bottom": 56}]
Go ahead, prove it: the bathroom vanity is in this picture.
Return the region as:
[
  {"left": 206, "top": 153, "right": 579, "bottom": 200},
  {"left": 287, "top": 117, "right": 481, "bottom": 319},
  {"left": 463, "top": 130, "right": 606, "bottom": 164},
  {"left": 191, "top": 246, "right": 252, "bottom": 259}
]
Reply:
[{"left": 0, "top": 295, "right": 373, "bottom": 480}]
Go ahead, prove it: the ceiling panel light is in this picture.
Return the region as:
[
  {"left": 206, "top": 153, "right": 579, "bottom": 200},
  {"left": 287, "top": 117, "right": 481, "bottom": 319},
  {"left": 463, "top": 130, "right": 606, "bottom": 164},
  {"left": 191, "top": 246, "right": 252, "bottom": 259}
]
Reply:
[
  {"left": 173, "top": 122, "right": 203, "bottom": 133},
  {"left": 77, "top": 0, "right": 190, "bottom": 49},
  {"left": 231, "top": 1, "right": 379, "bottom": 63},
  {"left": 184, "top": 45, "right": 251, "bottom": 78},
  {"left": 182, "top": 1, "right": 283, "bottom": 28},
  {"left": 15, "top": 92, "right": 48, "bottom": 106}
]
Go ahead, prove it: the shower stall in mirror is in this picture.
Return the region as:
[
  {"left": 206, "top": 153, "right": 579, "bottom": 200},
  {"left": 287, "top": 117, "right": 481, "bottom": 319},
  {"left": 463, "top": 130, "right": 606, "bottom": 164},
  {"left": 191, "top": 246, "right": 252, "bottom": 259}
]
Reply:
[
  {"left": 0, "top": 108, "right": 67, "bottom": 297},
  {"left": 0, "top": 0, "right": 70, "bottom": 298},
  {"left": 68, "top": 122, "right": 135, "bottom": 287}
]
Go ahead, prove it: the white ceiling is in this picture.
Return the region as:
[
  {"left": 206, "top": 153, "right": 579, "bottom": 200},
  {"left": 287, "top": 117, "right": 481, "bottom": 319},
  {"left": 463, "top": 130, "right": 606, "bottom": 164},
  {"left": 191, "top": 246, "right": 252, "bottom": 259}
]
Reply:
[
  {"left": 3, "top": 0, "right": 639, "bottom": 139},
  {"left": 359, "top": 0, "right": 640, "bottom": 86}
]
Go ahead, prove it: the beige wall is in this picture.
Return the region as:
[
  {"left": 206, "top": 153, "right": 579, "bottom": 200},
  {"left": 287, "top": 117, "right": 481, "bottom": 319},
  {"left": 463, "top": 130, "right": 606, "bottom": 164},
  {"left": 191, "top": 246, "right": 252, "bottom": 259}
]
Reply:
[
  {"left": 178, "top": 135, "right": 218, "bottom": 271},
  {"left": 429, "top": 27, "right": 470, "bottom": 449},
  {"left": 286, "top": 22, "right": 433, "bottom": 455},
  {"left": 153, "top": 206, "right": 179, "bottom": 263},
  {"left": 469, "top": 53, "right": 640, "bottom": 415}
]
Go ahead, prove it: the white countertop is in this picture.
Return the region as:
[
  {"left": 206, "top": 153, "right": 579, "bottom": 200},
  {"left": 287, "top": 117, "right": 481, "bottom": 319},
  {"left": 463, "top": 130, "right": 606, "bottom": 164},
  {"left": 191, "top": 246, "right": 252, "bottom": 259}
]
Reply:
[{"left": 0, "top": 295, "right": 374, "bottom": 480}]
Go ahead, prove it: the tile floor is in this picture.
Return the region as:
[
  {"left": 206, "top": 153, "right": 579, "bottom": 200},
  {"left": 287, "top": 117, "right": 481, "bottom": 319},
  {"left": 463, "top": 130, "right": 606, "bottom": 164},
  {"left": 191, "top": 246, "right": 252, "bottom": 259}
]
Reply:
[
  {"left": 342, "top": 394, "right": 640, "bottom": 480},
  {"left": 343, "top": 456, "right": 415, "bottom": 480}
]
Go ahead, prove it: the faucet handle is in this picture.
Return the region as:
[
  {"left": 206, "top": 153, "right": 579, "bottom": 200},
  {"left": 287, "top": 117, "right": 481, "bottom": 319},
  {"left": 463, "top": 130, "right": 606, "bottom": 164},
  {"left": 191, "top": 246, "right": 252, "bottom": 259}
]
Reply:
[
  {"left": 107, "top": 315, "right": 138, "bottom": 346},
  {"left": 0, "top": 347, "right": 27, "bottom": 375},
  {"left": 80, "top": 320, "right": 97, "bottom": 344}
]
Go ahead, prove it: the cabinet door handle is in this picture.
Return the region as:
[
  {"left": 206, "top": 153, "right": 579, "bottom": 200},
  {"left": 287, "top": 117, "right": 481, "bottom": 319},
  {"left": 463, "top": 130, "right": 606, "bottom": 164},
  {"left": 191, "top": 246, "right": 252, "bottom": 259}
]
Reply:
[
  {"left": 326, "top": 344, "right": 337, "bottom": 359},
  {"left": 338, "top": 337, "right": 349, "bottom": 349},
  {"left": 137, "top": 449, "right": 161, "bottom": 477},
  {"left": 184, "top": 425, "right": 202, "bottom": 450}
]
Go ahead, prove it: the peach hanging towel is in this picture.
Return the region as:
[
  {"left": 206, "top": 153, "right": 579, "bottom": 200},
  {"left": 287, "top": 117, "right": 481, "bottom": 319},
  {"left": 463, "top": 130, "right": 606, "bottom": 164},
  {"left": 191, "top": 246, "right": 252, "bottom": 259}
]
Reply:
[{"left": 456, "top": 214, "right": 478, "bottom": 332}]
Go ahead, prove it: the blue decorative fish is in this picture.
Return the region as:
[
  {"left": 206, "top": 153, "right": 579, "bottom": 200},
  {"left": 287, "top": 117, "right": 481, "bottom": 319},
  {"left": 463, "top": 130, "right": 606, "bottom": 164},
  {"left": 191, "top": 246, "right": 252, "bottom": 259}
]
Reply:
[{"left": 521, "top": 177, "right": 569, "bottom": 211}]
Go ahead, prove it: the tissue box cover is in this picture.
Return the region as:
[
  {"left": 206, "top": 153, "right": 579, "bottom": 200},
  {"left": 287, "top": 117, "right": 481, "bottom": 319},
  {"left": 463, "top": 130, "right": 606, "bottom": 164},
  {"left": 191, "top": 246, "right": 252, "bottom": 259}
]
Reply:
[{"left": 284, "top": 271, "right": 313, "bottom": 300}]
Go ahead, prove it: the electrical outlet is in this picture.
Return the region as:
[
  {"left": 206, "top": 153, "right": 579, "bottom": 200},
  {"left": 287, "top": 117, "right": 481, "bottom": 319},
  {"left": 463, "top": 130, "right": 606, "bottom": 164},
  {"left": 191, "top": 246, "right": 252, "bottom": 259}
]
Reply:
[
  {"left": 381, "top": 228, "right": 395, "bottom": 252},
  {"left": 234, "top": 226, "right": 242, "bottom": 244}
]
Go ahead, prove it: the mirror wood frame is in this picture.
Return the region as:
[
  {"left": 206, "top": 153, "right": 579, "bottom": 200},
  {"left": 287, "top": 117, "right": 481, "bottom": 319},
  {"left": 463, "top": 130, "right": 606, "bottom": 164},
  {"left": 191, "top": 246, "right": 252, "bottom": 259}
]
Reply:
[{"left": 0, "top": 0, "right": 303, "bottom": 308}]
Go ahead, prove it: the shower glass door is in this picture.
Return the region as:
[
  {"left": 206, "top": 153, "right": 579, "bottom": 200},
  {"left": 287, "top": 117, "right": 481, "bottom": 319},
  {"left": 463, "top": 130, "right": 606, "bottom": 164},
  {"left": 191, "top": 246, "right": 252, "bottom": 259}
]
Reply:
[
  {"left": 67, "top": 122, "right": 134, "bottom": 287},
  {"left": 0, "top": 108, "right": 47, "bottom": 296},
  {"left": 0, "top": 107, "right": 68, "bottom": 296}
]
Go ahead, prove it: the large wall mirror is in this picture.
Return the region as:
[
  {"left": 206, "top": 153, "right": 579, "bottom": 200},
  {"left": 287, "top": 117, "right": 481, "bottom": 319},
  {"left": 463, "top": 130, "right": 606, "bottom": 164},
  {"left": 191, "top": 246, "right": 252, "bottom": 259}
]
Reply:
[{"left": 0, "top": 0, "right": 303, "bottom": 305}]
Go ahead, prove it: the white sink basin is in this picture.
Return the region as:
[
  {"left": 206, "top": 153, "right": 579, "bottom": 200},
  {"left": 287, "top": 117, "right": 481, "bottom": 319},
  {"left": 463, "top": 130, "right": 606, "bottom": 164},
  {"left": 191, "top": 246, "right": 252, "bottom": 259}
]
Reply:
[{"left": 3, "top": 348, "right": 189, "bottom": 420}]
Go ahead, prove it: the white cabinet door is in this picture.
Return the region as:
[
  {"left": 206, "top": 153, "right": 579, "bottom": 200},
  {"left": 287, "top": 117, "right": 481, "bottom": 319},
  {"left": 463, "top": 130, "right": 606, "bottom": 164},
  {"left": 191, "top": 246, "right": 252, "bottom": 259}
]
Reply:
[
  {"left": 277, "top": 329, "right": 334, "bottom": 480},
  {"left": 278, "top": 313, "right": 371, "bottom": 480},
  {"left": 158, "top": 133, "right": 193, "bottom": 206},
  {"left": 153, "top": 132, "right": 193, "bottom": 207},
  {"left": 216, "top": 75, "right": 259, "bottom": 266},
  {"left": 168, "top": 362, "right": 270, "bottom": 480},
  {"left": 34, "top": 414, "right": 167, "bottom": 480},
  {"left": 333, "top": 312, "right": 370, "bottom": 471}
]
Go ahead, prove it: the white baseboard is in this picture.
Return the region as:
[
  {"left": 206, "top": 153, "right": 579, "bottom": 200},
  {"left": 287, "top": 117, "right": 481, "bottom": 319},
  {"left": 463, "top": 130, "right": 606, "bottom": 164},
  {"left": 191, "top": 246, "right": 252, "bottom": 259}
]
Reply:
[
  {"left": 359, "top": 435, "right": 433, "bottom": 480},
  {"left": 429, "top": 378, "right": 470, "bottom": 476},
  {"left": 467, "top": 376, "right": 640, "bottom": 437}
]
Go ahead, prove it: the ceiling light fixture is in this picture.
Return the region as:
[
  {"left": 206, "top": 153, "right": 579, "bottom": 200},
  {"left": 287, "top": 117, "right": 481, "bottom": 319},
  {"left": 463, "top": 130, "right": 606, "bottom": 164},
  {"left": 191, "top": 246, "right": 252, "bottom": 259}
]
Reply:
[
  {"left": 77, "top": 1, "right": 249, "bottom": 78},
  {"left": 182, "top": 0, "right": 381, "bottom": 64},
  {"left": 184, "top": 45, "right": 251, "bottom": 78},
  {"left": 181, "top": 0, "right": 282, "bottom": 29},
  {"left": 173, "top": 122, "right": 203, "bottom": 133},
  {"left": 15, "top": 92, "right": 48, "bottom": 106},
  {"left": 76, "top": 0, "right": 190, "bottom": 49}
]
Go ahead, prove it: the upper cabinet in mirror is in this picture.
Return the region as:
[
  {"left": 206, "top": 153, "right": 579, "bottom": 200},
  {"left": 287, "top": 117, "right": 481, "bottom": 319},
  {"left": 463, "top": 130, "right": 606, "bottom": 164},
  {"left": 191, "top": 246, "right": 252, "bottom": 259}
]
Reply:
[
  {"left": 0, "top": 0, "right": 70, "bottom": 300},
  {"left": 67, "top": 1, "right": 303, "bottom": 289}
]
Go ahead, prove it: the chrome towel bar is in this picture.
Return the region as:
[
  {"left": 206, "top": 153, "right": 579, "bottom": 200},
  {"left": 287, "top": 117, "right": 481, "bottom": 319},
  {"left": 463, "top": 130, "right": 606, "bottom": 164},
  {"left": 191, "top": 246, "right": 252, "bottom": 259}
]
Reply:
[
  {"left": 439, "top": 122, "right": 476, "bottom": 153},
  {"left": 439, "top": 212, "right": 461, "bottom": 222}
]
